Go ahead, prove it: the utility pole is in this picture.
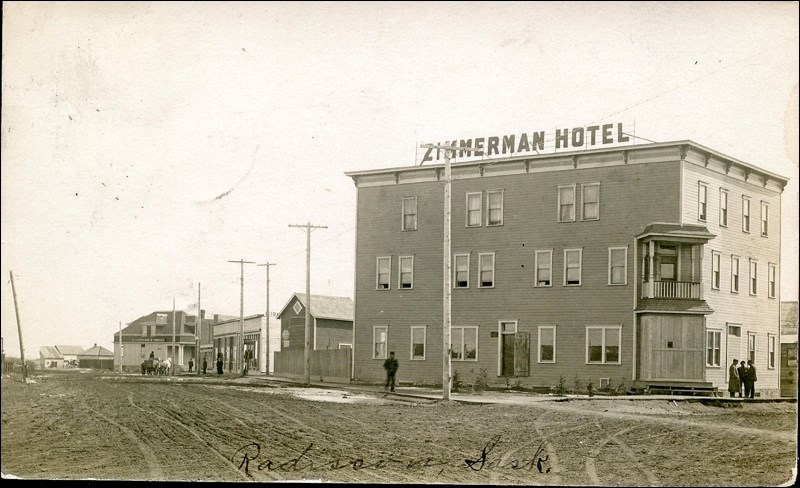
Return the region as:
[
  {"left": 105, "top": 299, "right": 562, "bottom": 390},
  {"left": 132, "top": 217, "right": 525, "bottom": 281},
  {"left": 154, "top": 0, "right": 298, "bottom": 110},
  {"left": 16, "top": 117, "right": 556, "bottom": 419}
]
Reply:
[
  {"left": 196, "top": 283, "right": 201, "bottom": 375},
  {"left": 228, "top": 259, "right": 255, "bottom": 376},
  {"left": 420, "top": 143, "right": 481, "bottom": 401},
  {"left": 289, "top": 222, "right": 327, "bottom": 385},
  {"left": 171, "top": 298, "right": 176, "bottom": 376},
  {"left": 257, "top": 262, "right": 277, "bottom": 375},
  {"left": 9, "top": 271, "right": 27, "bottom": 383},
  {"left": 118, "top": 320, "right": 122, "bottom": 373}
]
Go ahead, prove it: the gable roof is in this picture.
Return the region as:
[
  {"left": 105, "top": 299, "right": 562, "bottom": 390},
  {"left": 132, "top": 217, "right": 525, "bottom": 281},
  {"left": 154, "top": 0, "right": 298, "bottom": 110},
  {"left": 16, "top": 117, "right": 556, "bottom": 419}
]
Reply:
[
  {"left": 276, "top": 293, "right": 354, "bottom": 321},
  {"left": 79, "top": 345, "right": 114, "bottom": 357},
  {"left": 55, "top": 345, "right": 86, "bottom": 356},
  {"left": 40, "top": 346, "right": 63, "bottom": 359}
]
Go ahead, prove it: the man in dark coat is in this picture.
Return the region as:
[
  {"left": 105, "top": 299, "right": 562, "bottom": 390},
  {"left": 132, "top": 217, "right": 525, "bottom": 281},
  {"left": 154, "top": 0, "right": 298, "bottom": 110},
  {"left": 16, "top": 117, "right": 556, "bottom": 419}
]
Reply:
[
  {"left": 745, "top": 359, "right": 757, "bottom": 398},
  {"left": 383, "top": 351, "right": 399, "bottom": 392},
  {"left": 216, "top": 353, "right": 224, "bottom": 375},
  {"left": 202, "top": 357, "right": 208, "bottom": 375},
  {"left": 737, "top": 360, "right": 748, "bottom": 397}
]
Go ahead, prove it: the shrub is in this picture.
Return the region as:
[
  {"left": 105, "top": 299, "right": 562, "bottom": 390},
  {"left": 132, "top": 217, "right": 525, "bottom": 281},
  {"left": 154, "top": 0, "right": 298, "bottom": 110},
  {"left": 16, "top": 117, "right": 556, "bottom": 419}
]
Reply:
[
  {"left": 586, "top": 379, "right": 595, "bottom": 397},
  {"left": 452, "top": 371, "right": 462, "bottom": 392},
  {"left": 473, "top": 368, "right": 489, "bottom": 392},
  {"left": 555, "top": 376, "right": 567, "bottom": 396}
]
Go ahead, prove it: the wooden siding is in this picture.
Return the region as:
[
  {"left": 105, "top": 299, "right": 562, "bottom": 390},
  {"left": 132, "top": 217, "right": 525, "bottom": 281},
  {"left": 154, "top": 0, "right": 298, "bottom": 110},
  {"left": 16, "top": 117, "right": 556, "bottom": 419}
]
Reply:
[
  {"left": 274, "top": 348, "right": 352, "bottom": 383},
  {"left": 638, "top": 314, "right": 705, "bottom": 381},
  {"left": 353, "top": 158, "right": 682, "bottom": 387},
  {"left": 681, "top": 159, "right": 782, "bottom": 394}
]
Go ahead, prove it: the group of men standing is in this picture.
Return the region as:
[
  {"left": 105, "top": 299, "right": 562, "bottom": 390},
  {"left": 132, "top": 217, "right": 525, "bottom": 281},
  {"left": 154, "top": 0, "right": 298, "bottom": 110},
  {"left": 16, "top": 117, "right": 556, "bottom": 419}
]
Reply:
[{"left": 728, "top": 358, "right": 758, "bottom": 398}]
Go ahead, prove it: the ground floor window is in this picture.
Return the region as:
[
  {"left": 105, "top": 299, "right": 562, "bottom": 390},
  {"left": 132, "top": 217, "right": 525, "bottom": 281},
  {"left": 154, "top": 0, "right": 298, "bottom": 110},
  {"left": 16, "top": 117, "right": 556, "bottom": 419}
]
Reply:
[
  {"left": 706, "top": 329, "right": 721, "bottom": 366},
  {"left": 768, "top": 334, "right": 776, "bottom": 369},
  {"left": 538, "top": 326, "right": 556, "bottom": 363},
  {"left": 451, "top": 326, "right": 478, "bottom": 361},
  {"left": 140, "top": 344, "right": 146, "bottom": 357},
  {"left": 411, "top": 326, "right": 426, "bottom": 360},
  {"left": 586, "top": 326, "right": 621, "bottom": 364},
  {"left": 747, "top": 332, "right": 756, "bottom": 364},
  {"left": 373, "top": 326, "right": 388, "bottom": 359}
]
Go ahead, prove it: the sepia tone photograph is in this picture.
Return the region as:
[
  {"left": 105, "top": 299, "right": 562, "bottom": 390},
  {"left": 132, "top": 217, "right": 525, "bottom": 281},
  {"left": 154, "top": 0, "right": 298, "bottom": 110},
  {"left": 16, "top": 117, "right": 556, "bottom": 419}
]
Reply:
[{"left": 2, "top": 1, "right": 798, "bottom": 485}]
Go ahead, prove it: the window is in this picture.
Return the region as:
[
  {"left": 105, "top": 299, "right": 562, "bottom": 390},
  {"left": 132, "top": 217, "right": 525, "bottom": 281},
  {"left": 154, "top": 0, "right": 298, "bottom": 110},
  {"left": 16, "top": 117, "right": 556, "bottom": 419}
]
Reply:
[
  {"left": 535, "top": 250, "right": 553, "bottom": 287},
  {"left": 373, "top": 326, "right": 388, "bottom": 359},
  {"left": 711, "top": 251, "right": 721, "bottom": 290},
  {"left": 487, "top": 190, "right": 504, "bottom": 226},
  {"left": 564, "top": 249, "right": 582, "bottom": 286},
  {"left": 586, "top": 326, "right": 621, "bottom": 364},
  {"left": 376, "top": 256, "right": 391, "bottom": 290},
  {"left": 747, "top": 332, "right": 756, "bottom": 364},
  {"left": 608, "top": 247, "right": 627, "bottom": 285},
  {"left": 768, "top": 263, "right": 777, "bottom": 298},
  {"left": 719, "top": 189, "right": 728, "bottom": 226},
  {"left": 731, "top": 256, "right": 740, "bottom": 293},
  {"left": 768, "top": 335, "right": 776, "bottom": 369},
  {"left": 761, "top": 202, "right": 769, "bottom": 237},
  {"left": 749, "top": 259, "right": 758, "bottom": 295},
  {"left": 558, "top": 185, "right": 576, "bottom": 222},
  {"left": 140, "top": 344, "right": 146, "bottom": 357},
  {"left": 706, "top": 329, "right": 721, "bottom": 367},
  {"left": 454, "top": 254, "right": 470, "bottom": 288},
  {"left": 399, "top": 256, "right": 414, "bottom": 289},
  {"left": 141, "top": 325, "right": 147, "bottom": 337},
  {"left": 451, "top": 326, "right": 478, "bottom": 361},
  {"left": 698, "top": 182, "right": 708, "bottom": 221},
  {"left": 742, "top": 196, "right": 751, "bottom": 233},
  {"left": 411, "top": 326, "right": 426, "bottom": 360},
  {"left": 402, "top": 197, "right": 417, "bottom": 231},
  {"left": 582, "top": 183, "right": 600, "bottom": 220},
  {"left": 466, "top": 192, "right": 482, "bottom": 227},
  {"left": 338, "top": 343, "right": 352, "bottom": 349},
  {"left": 478, "top": 253, "right": 495, "bottom": 288},
  {"left": 538, "top": 326, "right": 556, "bottom": 363}
]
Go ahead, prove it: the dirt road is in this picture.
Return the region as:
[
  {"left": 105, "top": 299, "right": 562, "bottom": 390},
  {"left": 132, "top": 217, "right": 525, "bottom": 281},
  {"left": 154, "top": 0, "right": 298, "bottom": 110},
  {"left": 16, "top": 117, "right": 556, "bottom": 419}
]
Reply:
[{"left": 2, "top": 372, "right": 796, "bottom": 485}]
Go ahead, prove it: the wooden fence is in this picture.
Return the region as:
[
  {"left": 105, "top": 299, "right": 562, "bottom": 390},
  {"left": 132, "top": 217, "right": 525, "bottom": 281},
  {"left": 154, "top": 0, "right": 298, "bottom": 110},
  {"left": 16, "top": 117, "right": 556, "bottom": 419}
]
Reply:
[{"left": 274, "top": 348, "right": 352, "bottom": 383}]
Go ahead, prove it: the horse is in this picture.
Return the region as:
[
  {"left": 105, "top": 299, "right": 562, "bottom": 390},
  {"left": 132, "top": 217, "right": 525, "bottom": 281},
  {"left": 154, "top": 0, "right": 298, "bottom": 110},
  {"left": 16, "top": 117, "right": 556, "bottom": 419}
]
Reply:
[{"left": 158, "top": 357, "right": 172, "bottom": 376}]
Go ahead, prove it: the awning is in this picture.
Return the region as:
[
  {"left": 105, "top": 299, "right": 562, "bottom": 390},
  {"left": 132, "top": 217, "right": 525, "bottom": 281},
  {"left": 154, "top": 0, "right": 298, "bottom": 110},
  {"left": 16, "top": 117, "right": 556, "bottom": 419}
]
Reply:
[{"left": 636, "top": 298, "right": 714, "bottom": 315}]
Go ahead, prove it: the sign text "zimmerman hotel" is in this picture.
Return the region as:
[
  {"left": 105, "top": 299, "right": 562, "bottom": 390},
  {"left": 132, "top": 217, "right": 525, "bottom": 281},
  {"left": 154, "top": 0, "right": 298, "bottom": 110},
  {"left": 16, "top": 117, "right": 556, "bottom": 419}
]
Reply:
[{"left": 420, "top": 122, "right": 631, "bottom": 163}]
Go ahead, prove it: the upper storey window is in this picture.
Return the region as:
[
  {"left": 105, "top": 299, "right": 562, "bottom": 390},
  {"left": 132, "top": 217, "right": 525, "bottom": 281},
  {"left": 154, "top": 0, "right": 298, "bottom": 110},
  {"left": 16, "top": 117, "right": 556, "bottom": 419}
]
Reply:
[
  {"left": 401, "top": 197, "right": 417, "bottom": 231},
  {"left": 558, "top": 185, "right": 576, "bottom": 222}
]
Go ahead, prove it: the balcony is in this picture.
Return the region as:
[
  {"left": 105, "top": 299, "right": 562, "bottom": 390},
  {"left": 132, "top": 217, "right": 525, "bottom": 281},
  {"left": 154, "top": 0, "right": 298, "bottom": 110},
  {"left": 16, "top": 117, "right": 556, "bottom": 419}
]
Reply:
[{"left": 642, "top": 280, "right": 701, "bottom": 299}]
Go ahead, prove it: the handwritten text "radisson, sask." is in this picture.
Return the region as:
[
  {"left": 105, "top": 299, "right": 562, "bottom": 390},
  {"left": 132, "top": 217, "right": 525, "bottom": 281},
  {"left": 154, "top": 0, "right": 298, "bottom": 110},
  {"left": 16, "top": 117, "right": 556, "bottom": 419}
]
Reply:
[{"left": 232, "top": 435, "right": 551, "bottom": 477}]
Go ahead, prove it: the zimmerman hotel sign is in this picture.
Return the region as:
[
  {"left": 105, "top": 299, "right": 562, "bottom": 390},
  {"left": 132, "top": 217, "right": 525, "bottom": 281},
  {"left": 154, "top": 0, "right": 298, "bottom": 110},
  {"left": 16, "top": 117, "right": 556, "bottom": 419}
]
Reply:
[{"left": 419, "top": 121, "right": 634, "bottom": 164}]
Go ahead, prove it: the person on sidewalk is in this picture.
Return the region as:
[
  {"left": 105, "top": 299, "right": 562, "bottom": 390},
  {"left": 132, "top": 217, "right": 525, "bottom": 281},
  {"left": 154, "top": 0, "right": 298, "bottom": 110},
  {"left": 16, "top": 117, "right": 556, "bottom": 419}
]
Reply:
[
  {"left": 188, "top": 358, "right": 194, "bottom": 373},
  {"left": 745, "top": 359, "right": 757, "bottom": 398},
  {"left": 383, "top": 351, "right": 399, "bottom": 392},
  {"left": 202, "top": 357, "right": 208, "bottom": 375},
  {"left": 728, "top": 359, "right": 741, "bottom": 398},
  {"left": 216, "top": 353, "right": 224, "bottom": 375},
  {"left": 737, "top": 360, "right": 748, "bottom": 397}
]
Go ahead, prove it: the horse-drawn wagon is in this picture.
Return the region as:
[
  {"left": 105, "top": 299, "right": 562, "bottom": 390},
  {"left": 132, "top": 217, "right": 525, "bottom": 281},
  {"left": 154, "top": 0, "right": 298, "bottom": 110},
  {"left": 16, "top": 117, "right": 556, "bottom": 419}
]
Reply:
[{"left": 141, "top": 358, "right": 159, "bottom": 375}]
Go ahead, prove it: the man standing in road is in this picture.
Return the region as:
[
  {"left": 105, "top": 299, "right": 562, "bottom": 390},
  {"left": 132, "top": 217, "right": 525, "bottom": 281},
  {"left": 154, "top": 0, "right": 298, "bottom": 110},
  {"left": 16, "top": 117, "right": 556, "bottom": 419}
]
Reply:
[
  {"left": 745, "top": 359, "right": 758, "bottom": 398},
  {"left": 383, "top": 351, "right": 398, "bottom": 392},
  {"left": 728, "top": 359, "right": 740, "bottom": 398}
]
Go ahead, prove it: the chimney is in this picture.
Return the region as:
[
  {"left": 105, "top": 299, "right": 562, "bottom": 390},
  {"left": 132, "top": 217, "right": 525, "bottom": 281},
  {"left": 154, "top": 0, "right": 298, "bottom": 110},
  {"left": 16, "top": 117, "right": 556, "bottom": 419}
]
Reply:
[
  {"left": 213, "top": 314, "right": 220, "bottom": 324},
  {"left": 200, "top": 309, "right": 206, "bottom": 319}
]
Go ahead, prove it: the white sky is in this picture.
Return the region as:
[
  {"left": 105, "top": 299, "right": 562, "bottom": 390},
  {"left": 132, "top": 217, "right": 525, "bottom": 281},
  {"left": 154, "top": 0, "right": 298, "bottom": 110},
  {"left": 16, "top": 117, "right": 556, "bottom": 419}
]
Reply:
[{"left": 2, "top": 1, "right": 798, "bottom": 358}]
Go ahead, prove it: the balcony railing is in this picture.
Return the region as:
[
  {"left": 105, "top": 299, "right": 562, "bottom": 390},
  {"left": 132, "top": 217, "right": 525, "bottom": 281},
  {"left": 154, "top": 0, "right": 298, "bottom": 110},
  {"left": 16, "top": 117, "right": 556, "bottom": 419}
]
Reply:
[{"left": 642, "top": 280, "right": 701, "bottom": 299}]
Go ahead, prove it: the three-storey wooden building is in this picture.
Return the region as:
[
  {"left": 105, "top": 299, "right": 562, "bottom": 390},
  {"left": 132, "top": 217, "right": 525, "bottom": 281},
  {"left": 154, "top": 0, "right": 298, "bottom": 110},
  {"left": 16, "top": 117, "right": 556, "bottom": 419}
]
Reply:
[{"left": 346, "top": 140, "right": 787, "bottom": 395}]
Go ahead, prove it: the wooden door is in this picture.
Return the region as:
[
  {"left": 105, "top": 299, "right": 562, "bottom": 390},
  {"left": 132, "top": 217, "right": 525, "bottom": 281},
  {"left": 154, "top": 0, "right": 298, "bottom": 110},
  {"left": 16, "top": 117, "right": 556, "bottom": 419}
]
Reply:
[{"left": 501, "top": 334, "right": 515, "bottom": 376}]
